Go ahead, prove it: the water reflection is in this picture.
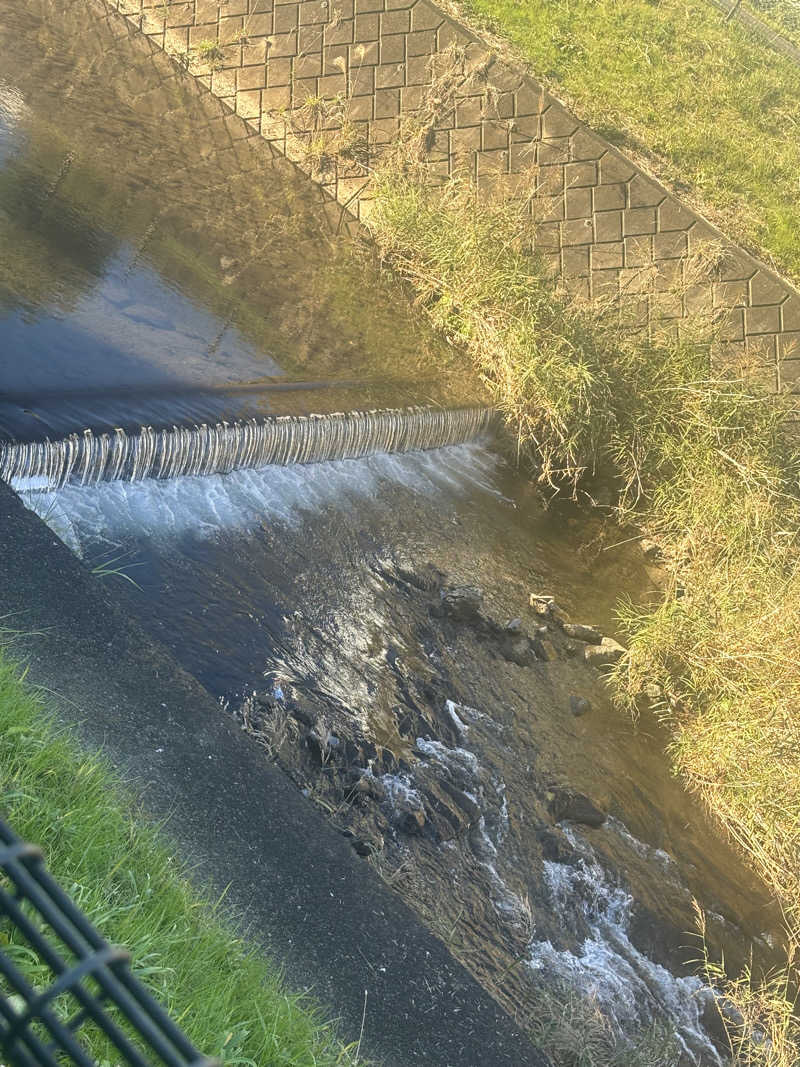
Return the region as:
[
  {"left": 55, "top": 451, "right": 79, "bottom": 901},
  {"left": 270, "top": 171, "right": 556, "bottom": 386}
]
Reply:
[{"left": 0, "top": 0, "right": 483, "bottom": 438}]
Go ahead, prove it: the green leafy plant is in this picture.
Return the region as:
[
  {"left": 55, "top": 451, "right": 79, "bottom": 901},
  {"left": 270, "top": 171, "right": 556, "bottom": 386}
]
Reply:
[{"left": 193, "top": 39, "right": 225, "bottom": 69}]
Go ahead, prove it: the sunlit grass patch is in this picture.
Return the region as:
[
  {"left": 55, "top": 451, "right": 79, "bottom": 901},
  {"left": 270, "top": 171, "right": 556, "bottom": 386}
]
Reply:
[{"left": 446, "top": 0, "right": 800, "bottom": 283}]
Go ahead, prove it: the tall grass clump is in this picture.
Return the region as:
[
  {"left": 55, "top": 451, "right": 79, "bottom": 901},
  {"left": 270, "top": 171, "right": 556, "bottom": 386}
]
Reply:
[
  {"left": 367, "top": 171, "right": 614, "bottom": 485},
  {"left": 0, "top": 646, "right": 360, "bottom": 1066},
  {"left": 697, "top": 906, "right": 800, "bottom": 1066},
  {"left": 363, "top": 127, "right": 800, "bottom": 1053},
  {"left": 525, "top": 982, "right": 682, "bottom": 1067}
]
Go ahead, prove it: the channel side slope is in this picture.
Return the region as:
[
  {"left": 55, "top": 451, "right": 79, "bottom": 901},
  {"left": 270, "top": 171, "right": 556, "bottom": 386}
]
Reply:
[
  {"left": 0, "top": 480, "right": 550, "bottom": 1067},
  {"left": 101, "top": 0, "right": 800, "bottom": 398}
]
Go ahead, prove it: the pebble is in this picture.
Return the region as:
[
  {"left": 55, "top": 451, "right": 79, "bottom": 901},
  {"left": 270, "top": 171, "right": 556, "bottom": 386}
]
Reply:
[
  {"left": 561, "top": 621, "right": 603, "bottom": 644},
  {"left": 584, "top": 637, "right": 626, "bottom": 668},
  {"left": 569, "top": 694, "right": 591, "bottom": 717}
]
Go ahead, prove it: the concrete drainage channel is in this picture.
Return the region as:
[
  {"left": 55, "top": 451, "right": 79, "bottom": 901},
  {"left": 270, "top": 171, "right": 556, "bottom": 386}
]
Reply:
[
  {"left": 0, "top": 0, "right": 788, "bottom": 1062},
  {"left": 0, "top": 4, "right": 543, "bottom": 1056},
  {"left": 0, "top": 479, "right": 549, "bottom": 1066}
]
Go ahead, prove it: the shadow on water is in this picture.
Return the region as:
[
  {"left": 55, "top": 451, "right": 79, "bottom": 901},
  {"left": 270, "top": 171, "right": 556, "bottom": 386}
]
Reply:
[{"left": 0, "top": 0, "right": 485, "bottom": 439}]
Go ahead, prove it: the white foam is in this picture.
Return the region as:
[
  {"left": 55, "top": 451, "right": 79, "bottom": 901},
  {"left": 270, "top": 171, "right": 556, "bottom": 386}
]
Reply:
[
  {"left": 414, "top": 736, "right": 481, "bottom": 775},
  {"left": 408, "top": 731, "right": 531, "bottom": 927},
  {"left": 381, "top": 774, "right": 424, "bottom": 809},
  {"left": 0, "top": 79, "right": 28, "bottom": 128},
  {"left": 19, "top": 443, "right": 500, "bottom": 556},
  {"left": 445, "top": 699, "right": 470, "bottom": 738},
  {"left": 529, "top": 842, "right": 723, "bottom": 1064},
  {"left": 496, "top": 787, "right": 509, "bottom": 845}
]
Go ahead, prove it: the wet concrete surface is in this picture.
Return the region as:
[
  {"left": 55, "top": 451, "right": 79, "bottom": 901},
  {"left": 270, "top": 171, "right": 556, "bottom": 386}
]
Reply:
[{"left": 0, "top": 478, "right": 550, "bottom": 1066}]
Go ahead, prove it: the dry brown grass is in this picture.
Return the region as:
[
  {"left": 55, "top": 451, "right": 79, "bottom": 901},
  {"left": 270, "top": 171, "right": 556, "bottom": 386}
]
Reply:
[{"left": 363, "top": 71, "right": 800, "bottom": 1057}]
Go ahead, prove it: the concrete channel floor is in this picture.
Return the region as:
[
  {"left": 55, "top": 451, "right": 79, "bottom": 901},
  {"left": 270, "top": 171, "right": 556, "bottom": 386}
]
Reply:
[{"left": 0, "top": 480, "right": 550, "bottom": 1067}]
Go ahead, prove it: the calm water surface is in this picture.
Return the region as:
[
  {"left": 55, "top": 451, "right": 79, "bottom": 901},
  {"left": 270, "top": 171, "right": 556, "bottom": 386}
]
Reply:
[{"left": 0, "top": 0, "right": 479, "bottom": 439}]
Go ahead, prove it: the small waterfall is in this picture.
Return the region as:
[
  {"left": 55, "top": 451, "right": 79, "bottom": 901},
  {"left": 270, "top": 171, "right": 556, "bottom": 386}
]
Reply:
[{"left": 1, "top": 406, "right": 495, "bottom": 491}]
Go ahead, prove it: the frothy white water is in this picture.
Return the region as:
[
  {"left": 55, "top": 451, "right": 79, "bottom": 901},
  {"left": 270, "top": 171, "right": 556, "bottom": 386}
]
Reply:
[
  {"left": 415, "top": 736, "right": 481, "bottom": 775},
  {"left": 1, "top": 406, "right": 493, "bottom": 489},
  {"left": 382, "top": 774, "right": 425, "bottom": 811},
  {"left": 0, "top": 78, "right": 28, "bottom": 168},
  {"left": 389, "top": 727, "right": 723, "bottom": 1060},
  {"left": 529, "top": 833, "right": 722, "bottom": 1065},
  {"left": 408, "top": 731, "right": 532, "bottom": 930},
  {"left": 18, "top": 442, "right": 501, "bottom": 555}
]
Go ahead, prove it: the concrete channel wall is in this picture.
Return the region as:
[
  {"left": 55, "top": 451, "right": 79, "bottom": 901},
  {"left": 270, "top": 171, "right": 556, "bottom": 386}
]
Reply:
[
  {"left": 0, "top": 480, "right": 547, "bottom": 1067},
  {"left": 105, "top": 0, "right": 800, "bottom": 399}
]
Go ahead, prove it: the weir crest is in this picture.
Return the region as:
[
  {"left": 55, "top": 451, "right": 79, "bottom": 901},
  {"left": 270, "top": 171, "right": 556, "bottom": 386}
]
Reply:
[{"left": 0, "top": 406, "right": 495, "bottom": 491}]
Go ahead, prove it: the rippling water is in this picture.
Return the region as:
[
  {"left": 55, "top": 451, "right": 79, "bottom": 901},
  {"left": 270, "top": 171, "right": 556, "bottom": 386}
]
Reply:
[
  {"left": 1, "top": 407, "right": 493, "bottom": 487},
  {"left": 21, "top": 443, "right": 780, "bottom": 1061}
]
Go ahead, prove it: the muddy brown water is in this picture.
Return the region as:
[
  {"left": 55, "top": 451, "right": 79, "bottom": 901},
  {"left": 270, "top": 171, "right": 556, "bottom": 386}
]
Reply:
[{"left": 0, "top": 2, "right": 785, "bottom": 1064}]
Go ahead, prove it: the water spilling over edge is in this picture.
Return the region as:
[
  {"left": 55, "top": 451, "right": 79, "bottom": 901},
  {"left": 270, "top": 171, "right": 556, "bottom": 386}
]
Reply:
[{"left": 1, "top": 406, "right": 495, "bottom": 490}]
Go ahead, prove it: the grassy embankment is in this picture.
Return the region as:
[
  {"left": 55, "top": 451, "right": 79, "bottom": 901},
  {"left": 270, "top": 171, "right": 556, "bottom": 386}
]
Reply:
[
  {"left": 0, "top": 647, "right": 360, "bottom": 1066},
  {"left": 445, "top": 0, "right": 800, "bottom": 284}
]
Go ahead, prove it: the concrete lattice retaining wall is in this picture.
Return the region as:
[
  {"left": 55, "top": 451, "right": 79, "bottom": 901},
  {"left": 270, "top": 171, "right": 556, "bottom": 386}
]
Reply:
[{"left": 108, "top": 0, "right": 800, "bottom": 396}]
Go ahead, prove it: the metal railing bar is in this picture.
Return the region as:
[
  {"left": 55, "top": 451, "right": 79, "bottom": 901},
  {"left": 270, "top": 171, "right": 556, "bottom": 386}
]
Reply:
[
  {"left": 0, "top": 885, "right": 151, "bottom": 1067},
  {"left": 0, "top": 819, "right": 219, "bottom": 1066},
  {"left": 3, "top": 946, "right": 130, "bottom": 1050},
  {"left": 1, "top": 818, "right": 210, "bottom": 1059},
  {"left": 0, "top": 946, "right": 92, "bottom": 1066},
  {"left": 1, "top": 852, "right": 198, "bottom": 1064}
]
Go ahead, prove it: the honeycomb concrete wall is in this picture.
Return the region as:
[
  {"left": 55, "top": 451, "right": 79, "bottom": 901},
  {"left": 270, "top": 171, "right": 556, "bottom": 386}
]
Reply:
[{"left": 108, "top": 0, "right": 800, "bottom": 395}]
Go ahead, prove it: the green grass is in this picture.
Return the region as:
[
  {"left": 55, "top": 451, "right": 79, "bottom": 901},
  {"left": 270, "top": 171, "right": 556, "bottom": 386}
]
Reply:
[
  {"left": 368, "top": 155, "right": 800, "bottom": 918},
  {"left": 449, "top": 0, "right": 800, "bottom": 283},
  {"left": 0, "top": 646, "right": 360, "bottom": 1066}
]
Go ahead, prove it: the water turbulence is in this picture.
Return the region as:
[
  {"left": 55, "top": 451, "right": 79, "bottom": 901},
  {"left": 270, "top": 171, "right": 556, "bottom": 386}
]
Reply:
[
  {"left": 1, "top": 406, "right": 494, "bottom": 490},
  {"left": 17, "top": 438, "right": 783, "bottom": 1065}
]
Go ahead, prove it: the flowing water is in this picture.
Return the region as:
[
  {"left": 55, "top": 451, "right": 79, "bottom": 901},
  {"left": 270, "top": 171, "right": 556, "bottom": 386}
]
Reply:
[
  {"left": 17, "top": 447, "right": 781, "bottom": 1064},
  {"left": 0, "top": 2, "right": 786, "bottom": 1063},
  {"left": 0, "top": 407, "right": 493, "bottom": 487}
]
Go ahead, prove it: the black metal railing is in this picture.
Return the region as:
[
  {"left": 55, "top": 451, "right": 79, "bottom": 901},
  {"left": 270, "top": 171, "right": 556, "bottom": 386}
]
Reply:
[{"left": 0, "top": 819, "right": 218, "bottom": 1066}]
